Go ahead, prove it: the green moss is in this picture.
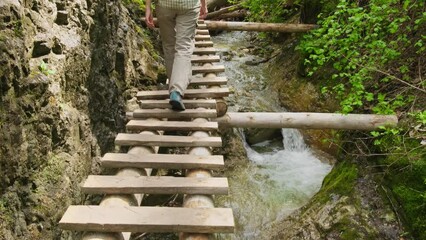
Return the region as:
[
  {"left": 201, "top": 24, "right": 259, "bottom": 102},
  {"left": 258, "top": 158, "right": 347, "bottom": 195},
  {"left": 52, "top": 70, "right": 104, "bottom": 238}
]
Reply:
[
  {"left": 121, "top": 0, "right": 145, "bottom": 11},
  {"left": 0, "top": 196, "right": 14, "bottom": 227},
  {"left": 379, "top": 140, "right": 426, "bottom": 239},
  {"left": 11, "top": 20, "right": 23, "bottom": 37},
  {"left": 314, "top": 160, "right": 358, "bottom": 203},
  {"left": 35, "top": 154, "right": 66, "bottom": 188},
  {"left": 335, "top": 216, "right": 361, "bottom": 240},
  {"left": 140, "top": 33, "right": 160, "bottom": 61}
]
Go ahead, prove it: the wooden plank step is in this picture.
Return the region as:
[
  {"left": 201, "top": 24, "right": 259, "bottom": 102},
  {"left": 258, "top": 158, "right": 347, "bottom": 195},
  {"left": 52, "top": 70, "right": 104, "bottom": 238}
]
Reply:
[
  {"left": 140, "top": 99, "right": 217, "bottom": 109},
  {"left": 115, "top": 133, "right": 222, "bottom": 147},
  {"left": 195, "top": 41, "right": 214, "bottom": 47},
  {"left": 193, "top": 47, "right": 217, "bottom": 55},
  {"left": 127, "top": 120, "right": 218, "bottom": 131},
  {"left": 196, "top": 29, "right": 210, "bottom": 35},
  {"left": 190, "top": 76, "right": 227, "bottom": 86},
  {"left": 137, "top": 88, "right": 230, "bottom": 100},
  {"left": 191, "top": 55, "right": 220, "bottom": 63},
  {"left": 193, "top": 65, "right": 225, "bottom": 74},
  {"left": 198, "top": 19, "right": 205, "bottom": 24},
  {"left": 195, "top": 35, "right": 210, "bottom": 41},
  {"left": 82, "top": 175, "right": 229, "bottom": 195},
  {"left": 132, "top": 109, "right": 217, "bottom": 119},
  {"left": 197, "top": 23, "right": 207, "bottom": 29},
  {"left": 59, "top": 206, "right": 235, "bottom": 233},
  {"left": 101, "top": 153, "right": 224, "bottom": 169}
]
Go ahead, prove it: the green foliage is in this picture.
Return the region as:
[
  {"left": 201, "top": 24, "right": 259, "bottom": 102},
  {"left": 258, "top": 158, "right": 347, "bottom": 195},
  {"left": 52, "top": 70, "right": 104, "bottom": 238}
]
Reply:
[
  {"left": 38, "top": 61, "right": 55, "bottom": 76},
  {"left": 412, "top": 110, "right": 426, "bottom": 125},
  {"left": 298, "top": 0, "right": 424, "bottom": 115},
  {"left": 294, "top": 0, "right": 425, "bottom": 237},
  {"left": 298, "top": 0, "right": 425, "bottom": 155},
  {"left": 232, "top": 0, "right": 299, "bottom": 23}
]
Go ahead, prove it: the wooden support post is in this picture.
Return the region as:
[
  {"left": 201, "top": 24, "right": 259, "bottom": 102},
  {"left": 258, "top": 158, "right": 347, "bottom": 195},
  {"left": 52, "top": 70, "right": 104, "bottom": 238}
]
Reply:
[
  {"left": 180, "top": 62, "right": 221, "bottom": 239},
  {"left": 83, "top": 123, "right": 159, "bottom": 240}
]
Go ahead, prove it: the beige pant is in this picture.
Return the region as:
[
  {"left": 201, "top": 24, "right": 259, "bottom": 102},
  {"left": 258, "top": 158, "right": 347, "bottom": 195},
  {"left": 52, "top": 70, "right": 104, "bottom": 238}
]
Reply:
[{"left": 157, "top": 6, "right": 200, "bottom": 96}]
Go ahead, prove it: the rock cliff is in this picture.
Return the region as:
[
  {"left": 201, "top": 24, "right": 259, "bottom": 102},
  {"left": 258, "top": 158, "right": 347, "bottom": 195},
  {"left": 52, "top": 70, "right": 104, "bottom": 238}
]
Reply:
[{"left": 0, "top": 0, "right": 160, "bottom": 238}]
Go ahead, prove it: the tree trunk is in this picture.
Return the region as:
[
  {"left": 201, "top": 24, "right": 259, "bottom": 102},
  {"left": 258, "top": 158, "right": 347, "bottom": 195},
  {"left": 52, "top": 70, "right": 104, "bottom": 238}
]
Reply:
[
  {"left": 127, "top": 112, "right": 398, "bottom": 130},
  {"left": 140, "top": 18, "right": 317, "bottom": 33},
  {"left": 205, "top": 21, "right": 318, "bottom": 32},
  {"left": 206, "top": 4, "right": 243, "bottom": 19},
  {"left": 212, "top": 10, "right": 247, "bottom": 20},
  {"left": 213, "top": 10, "right": 247, "bottom": 20},
  {"left": 216, "top": 112, "right": 398, "bottom": 130},
  {"left": 207, "top": 0, "right": 229, "bottom": 11}
]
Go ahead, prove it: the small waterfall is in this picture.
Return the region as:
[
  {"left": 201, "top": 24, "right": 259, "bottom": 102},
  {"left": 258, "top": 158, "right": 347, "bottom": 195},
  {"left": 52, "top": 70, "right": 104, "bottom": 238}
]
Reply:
[
  {"left": 214, "top": 31, "right": 333, "bottom": 239},
  {"left": 242, "top": 128, "right": 332, "bottom": 202},
  {"left": 282, "top": 128, "right": 308, "bottom": 152},
  {"left": 222, "top": 128, "right": 333, "bottom": 239}
]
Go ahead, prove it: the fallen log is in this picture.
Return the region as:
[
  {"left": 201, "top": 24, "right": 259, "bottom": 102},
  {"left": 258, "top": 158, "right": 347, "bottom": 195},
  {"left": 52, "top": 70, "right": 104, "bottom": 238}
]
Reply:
[
  {"left": 204, "top": 21, "right": 318, "bottom": 32},
  {"left": 212, "top": 10, "right": 247, "bottom": 20},
  {"left": 215, "top": 112, "right": 398, "bottom": 130},
  {"left": 207, "top": 0, "right": 228, "bottom": 11},
  {"left": 141, "top": 18, "right": 317, "bottom": 33},
  {"left": 127, "top": 112, "right": 398, "bottom": 130},
  {"left": 206, "top": 4, "right": 243, "bottom": 19}
]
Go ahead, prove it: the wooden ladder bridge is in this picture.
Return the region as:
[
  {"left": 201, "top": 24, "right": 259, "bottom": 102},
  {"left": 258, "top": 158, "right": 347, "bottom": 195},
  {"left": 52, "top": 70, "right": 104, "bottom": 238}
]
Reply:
[
  {"left": 60, "top": 20, "right": 234, "bottom": 240},
  {"left": 59, "top": 20, "right": 398, "bottom": 240}
]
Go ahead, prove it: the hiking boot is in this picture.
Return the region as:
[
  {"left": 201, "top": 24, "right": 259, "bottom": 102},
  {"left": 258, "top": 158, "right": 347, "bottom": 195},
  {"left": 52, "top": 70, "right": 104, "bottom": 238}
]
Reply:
[{"left": 169, "top": 91, "right": 185, "bottom": 111}]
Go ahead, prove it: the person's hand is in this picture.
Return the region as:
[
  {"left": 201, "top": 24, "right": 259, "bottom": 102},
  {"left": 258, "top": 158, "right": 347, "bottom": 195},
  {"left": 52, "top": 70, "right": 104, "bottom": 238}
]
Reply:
[
  {"left": 145, "top": 7, "right": 155, "bottom": 29},
  {"left": 199, "top": 4, "right": 208, "bottom": 19}
]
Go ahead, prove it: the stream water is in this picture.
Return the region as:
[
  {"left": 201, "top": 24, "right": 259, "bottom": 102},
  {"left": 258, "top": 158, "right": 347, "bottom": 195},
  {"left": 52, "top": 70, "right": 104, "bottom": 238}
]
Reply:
[{"left": 213, "top": 32, "right": 333, "bottom": 239}]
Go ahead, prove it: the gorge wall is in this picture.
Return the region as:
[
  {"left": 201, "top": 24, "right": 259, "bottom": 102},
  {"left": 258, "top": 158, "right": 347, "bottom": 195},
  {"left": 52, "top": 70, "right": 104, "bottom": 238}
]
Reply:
[{"left": 0, "top": 0, "right": 160, "bottom": 238}]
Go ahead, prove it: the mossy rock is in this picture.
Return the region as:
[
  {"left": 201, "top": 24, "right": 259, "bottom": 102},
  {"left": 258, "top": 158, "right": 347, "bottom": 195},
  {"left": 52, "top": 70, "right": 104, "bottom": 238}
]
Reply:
[{"left": 313, "top": 160, "right": 358, "bottom": 204}]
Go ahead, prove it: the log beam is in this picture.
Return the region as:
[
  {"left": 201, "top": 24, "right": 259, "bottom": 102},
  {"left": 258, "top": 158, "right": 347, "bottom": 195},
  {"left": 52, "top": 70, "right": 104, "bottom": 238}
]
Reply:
[
  {"left": 205, "top": 4, "right": 243, "bottom": 19},
  {"left": 211, "top": 10, "right": 247, "bottom": 20},
  {"left": 204, "top": 21, "right": 318, "bottom": 32},
  {"left": 126, "top": 112, "right": 397, "bottom": 130},
  {"left": 216, "top": 112, "right": 398, "bottom": 130},
  {"left": 141, "top": 18, "right": 317, "bottom": 33}
]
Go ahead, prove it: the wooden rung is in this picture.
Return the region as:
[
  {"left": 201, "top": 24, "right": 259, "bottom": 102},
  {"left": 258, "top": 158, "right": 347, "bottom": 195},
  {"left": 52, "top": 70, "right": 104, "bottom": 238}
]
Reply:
[
  {"left": 140, "top": 99, "right": 217, "bottom": 109},
  {"left": 198, "top": 19, "right": 205, "bottom": 24},
  {"left": 195, "top": 35, "right": 210, "bottom": 41},
  {"left": 193, "top": 47, "right": 217, "bottom": 55},
  {"left": 192, "top": 65, "right": 225, "bottom": 74},
  {"left": 132, "top": 109, "right": 217, "bottom": 119},
  {"left": 115, "top": 133, "right": 222, "bottom": 147},
  {"left": 196, "top": 29, "right": 210, "bottom": 35},
  {"left": 82, "top": 175, "right": 229, "bottom": 195},
  {"left": 137, "top": 88, "right": 230, "bottom": 100},
  {"left": 190, "top": 76, "right": 227, "bottom": 86},
  {"left": 59, "top": 206, "right": 235, "bottom": 233},
  {"left": 101, "top": 153, "right": 224, "bottom": 169},
  {"left": 191, "top": 55, "right": 220, "bottom": 63},
  {"left": 127, "top": 120, "right": 218, "bottom": 131},
  {"left": 197, "top": 23, "right": 207, "bottom": 29},
  {"left": 195, "top": 41, "right": 214, "bottom": 47}
]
